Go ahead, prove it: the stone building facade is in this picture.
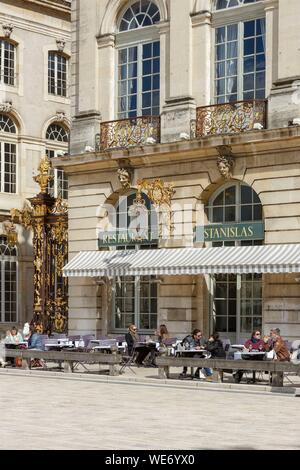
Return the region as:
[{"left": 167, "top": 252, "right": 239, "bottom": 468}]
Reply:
[
  {"left": 0, "top": 0, "right": 71, "bottom": 333},
  {"left": 57, "top": 0, "right": 300, "bottom": 342}
]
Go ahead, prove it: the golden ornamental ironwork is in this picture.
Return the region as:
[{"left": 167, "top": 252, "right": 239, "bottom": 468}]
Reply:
[
  {"left": 9, "top": 155, "right": 68, "bottom": 334},
  {"left": 196, "top": 99, "right": 266, "bottom": 138},
  {"left": 2, "top": 219, "right": 18, "bottom": 247},
  {"left": 137, "top": 179, "right": 175, "bottom": 207},
  {"left": 100, "top": 115, "right": 160, "bottom": 150},
  {"left": 33, "top": 155, "right": 53, "bottom": 193},
  {"left": 10, "top": 203, "right": 33, "bottom": 229},
  {"left": 51, "top": 197, "right": 68, "bottom": 215}
]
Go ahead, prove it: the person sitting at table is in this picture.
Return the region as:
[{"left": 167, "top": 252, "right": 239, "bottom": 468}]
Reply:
[
  {"left": 5, "top": 326, "right": 23, "bottom": 345},
  {"left": 4, "top": 327, "right": 23, "bottom": 366},
  {"left": 148, "top": 324, "right": 170, "bottom": 366},
  {"left": 233, "top": 330, "right": 266, "bottom": 383},
  {"left": 27, "top": 325, "right": 44, "bottom": 350},
  {"left": 206, "top": 332, "right": 226, "bottom": 358},
  {"left": 179, "top": 329, "right": 211, "bottom": 379},
  {"left": 27, "top": 325, "right": 44, "bottom": 368},
  {"left": 125, "top": 324, "right": 150, "bottom": 366},
  {"left": 264, "top": 328, "right": 290, "bottom": 362}
]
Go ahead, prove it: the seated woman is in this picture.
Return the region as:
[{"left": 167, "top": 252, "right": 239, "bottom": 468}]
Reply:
[
  {"left": 206, "top": 332, "right": 226, "bottom": 358},
  {"left": 125, "top": 324, "right": 150, "bottom": 366},
  {"left": 5, "top": 326, "right": 23, "bottom": 345},
  {"left": 148, "top": 324, "right": 170, "bottom": 366},
  {"left": 4, "top": 326, "right": 24, "bottom": 366},
  {"left": 234, "top": 330, "right": 266, "bottom": 383}
]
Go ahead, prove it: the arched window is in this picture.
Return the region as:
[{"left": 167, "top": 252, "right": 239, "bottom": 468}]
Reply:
[
  {"left": 46, "top": 124, "right": 69, "bottom": 142},
  {"left": 206, "top": 182, "right": 264, "bottom": 342},
  {"left": 117, "top": 1, "right": 161, "bottom": 118},
  {"left": 113, "top": 192, "right": 158, "bottom": 332},
  {"left": 216, "top": 0, "right": 260, "bottom": 9},
  {"left": 0, "top": 39, "right": 16, "bottom": 86},
  {"left": 48, "top": 52, "right": 68, "bottom": 97},
  {"left": 214, "top": 0, "right": 265, "bottom": 103},
  {"left": 119, "top": 1, "right": 160, "bottom": 31},
  {"left": 46, "top": 123, "right": 69, "bottom": 199},
  {"left": 0, "top": 236, "right": 17, "bottom": 323},
  {"left": 0, "top": 114, "right": 17, "bottom": 193}
]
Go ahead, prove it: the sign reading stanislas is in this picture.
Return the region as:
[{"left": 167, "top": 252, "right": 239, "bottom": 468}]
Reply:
[{"left": 195, "top": 222, "right": 264, "bottom": 243}]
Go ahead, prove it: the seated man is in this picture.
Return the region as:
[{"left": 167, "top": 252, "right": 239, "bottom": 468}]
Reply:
[
  {"left": 179, "top": 329, "right": 211, "bottom": 379},
  {"left": 125, "top": 324, "right": 150, "bottom": 366}
]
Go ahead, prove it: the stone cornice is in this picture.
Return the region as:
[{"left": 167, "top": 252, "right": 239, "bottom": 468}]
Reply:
[
  {"left": 96, "top": 33, "right": 116, "bottom": 49},
  {"left": 53, "top": 126, "right": 300, "bottom": 174},
  {"left": 156, "top": 20, "right": 170, "bottom": 35},
  {"left": 0, "top": 13, "right": 70, "bottom": 39},
  {"left": 191, "top": 11, "right": 212, "bottom": 27},
  {"left": 263, "top": 0, "right": 279, "bottom": 11}
]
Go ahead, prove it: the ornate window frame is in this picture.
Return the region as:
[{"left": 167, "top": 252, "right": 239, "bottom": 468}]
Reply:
[
  {"left": 0, "top": 235, "right": 18, "bottom": 324},
  {"left": 0, "top": 113, "right": 18, "bottom": 194},
  {"left": 45, "top": 122, "right": 69, "bottom": 199},
  {"left": 211, "top": 0, "right": 266, "bottom": 104},
  {"left": 115, "top": 1, "right": 161, "bottom": 119}
]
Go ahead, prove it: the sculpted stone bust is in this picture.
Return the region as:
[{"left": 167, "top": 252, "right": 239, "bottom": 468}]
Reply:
[
  {"left": 117, "top": 168, "right": 132, "bottom": 189},
  {"left": 216, "top": 146, "right": 235, "bottom": 180}
]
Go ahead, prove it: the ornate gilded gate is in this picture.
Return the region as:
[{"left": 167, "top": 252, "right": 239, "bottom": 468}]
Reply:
[{"left": 10, "top": 156, "right": 68, "bottom": 334}]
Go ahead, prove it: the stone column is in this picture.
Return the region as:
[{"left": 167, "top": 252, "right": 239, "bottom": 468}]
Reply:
[
  {"left": 97, "top": 34, "right": 116, "bottom": 122},
  {"left": 268, "top": 0, "right": 300, "bottom": 128},
  {"left": 161, "top": 0, "right": 196, "bottom": 143},
  {"left": 70, "top": 0, "right": 101, "bottom": 154},
  {"left": 191, "top": 12, "right": 212, "bottom": 107}
]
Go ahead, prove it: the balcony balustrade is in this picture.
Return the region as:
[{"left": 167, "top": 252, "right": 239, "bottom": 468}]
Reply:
[
  {"left": 100, "top": 115, "right": 161, "bottom": 151},
  {"left": 195, "top": 100, "right": 267, "bottom": 138}
]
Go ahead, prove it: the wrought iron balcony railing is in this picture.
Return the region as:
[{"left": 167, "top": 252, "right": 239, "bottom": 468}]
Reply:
[
  {"left": 100, "top": 115, "right": 161, "bottom": 151},
  {"left": 195, "top": 100, "right": 267, "bottom": 138}
]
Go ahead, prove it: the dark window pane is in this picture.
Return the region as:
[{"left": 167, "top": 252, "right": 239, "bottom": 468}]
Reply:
[
  {"left": 244, "top": 39, "right": 255, "bottom": 56},
  {"left": 241, "top": 185, "right": 253, "bottom": 204},
  {"left": 143, "top": 76, "right": 151, "bottom": 91},
  {"left": 241, "top": 205, "right": 252, "bottom": 222},
  {"left": 215, "top": 283, "right": 227, "bottom": 299},
  {"left": 253, "top": 204, "right": 262, "bottom": 221},
  {"left": 143, "top": 60, "right": 151, "bottom": 75},
  {"left": 244, "top": 21, "right": 255, "bottom": 38},
  {"left": 216, "top": 317, "right": 227, "bottom": 333},
  {"left": 213, "top": 207, "right": 223, "bottom": 223},
  {"left": 225, "top": 206, "right": 236, "bottom": 222},
  {"left": 143, "top": 43, "right": 152, "bottom": 59},
  {"left": 228, "top": 317, "right": 236, "bottom": 332},
  {"left": 215, "top": 300, "right": 227, "bottom": 316},
  {"left": 244, "top": 73, "right": 255, "bottom": 91},
  {"left": 225, "top": 186, "right": 236, "bottom": 205}
]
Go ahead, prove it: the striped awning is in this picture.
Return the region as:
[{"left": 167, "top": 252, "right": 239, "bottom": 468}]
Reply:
[{"left": 63, "top": 244, "right": 300, "bottom": 277}]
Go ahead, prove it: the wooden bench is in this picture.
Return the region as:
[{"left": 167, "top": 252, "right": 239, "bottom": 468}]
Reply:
[
  {"left": 5, "top": 349, "right": 121, "bottom": 376},
  {"left": 156, "top": 357, "right": 300, "bottom": 387}
]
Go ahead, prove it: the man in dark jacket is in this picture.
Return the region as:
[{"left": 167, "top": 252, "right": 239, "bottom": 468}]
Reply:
[{"left": 179, "top": 329, "right": 209, "bottom": 379}]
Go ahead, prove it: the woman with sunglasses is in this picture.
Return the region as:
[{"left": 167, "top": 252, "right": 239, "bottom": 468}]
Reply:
[
  {"left": 234, "top": 330, "right": 266, "bottom": 383},
  {"left": 244, "top": 330, "right": 266, "bottom": 352}
]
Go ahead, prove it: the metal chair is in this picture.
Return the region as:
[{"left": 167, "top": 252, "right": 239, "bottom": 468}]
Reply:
[{"left": 119, "top": 344, "right": 137, "bottom": 375}]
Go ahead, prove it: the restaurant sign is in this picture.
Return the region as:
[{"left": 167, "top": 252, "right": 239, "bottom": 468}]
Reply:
[
  {"left": 195, "top": 222, "right": 264, "bottom": 243},
  {"left": 98, "top": 229, "right": 159, "bottom": 247}
]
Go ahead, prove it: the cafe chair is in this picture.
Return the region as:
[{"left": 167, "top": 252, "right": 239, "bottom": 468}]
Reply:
[{"left": 119, "top": 344, "right": 137, "bottom": 375}]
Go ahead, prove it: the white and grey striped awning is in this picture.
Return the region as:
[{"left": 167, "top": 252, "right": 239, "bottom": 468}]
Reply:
[{"left": 63, "top": 244, "right": 300, "bottom": 277}]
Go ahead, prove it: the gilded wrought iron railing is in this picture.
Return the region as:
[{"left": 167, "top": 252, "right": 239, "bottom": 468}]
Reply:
[
  {"left": 195, "top": 100, "right": 267, "bottom": 138},
  {"left": 100, "top": 115, "right": 161, "bottom": 150}
]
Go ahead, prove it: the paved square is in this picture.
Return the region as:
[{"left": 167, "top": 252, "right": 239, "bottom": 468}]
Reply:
[{"left": 0, "top": 372, "right": 299, "bottom": 450}]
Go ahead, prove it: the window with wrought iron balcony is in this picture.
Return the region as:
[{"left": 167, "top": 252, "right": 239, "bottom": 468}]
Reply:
[
  {"left": 100, "top": 1, "right": 161, "bottom": 151},
  {"left": 195, "top": 0, "right": 267, "bottom": 138}
]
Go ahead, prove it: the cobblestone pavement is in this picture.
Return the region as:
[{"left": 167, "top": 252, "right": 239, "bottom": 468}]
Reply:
[{"left": 0, "top": 371, "right": 299, "bottom": 450}]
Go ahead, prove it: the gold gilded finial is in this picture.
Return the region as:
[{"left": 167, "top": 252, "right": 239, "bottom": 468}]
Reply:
[{"left": 33, "top": 155, "right": 53, "bottom": 193}]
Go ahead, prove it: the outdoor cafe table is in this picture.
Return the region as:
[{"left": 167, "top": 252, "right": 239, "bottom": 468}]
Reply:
[
  {"left": 240, "top": 351, "right": 266, "bottom": 383},
  {"left": 175, "top": 349, "right": 209, "bottom": 376}
]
